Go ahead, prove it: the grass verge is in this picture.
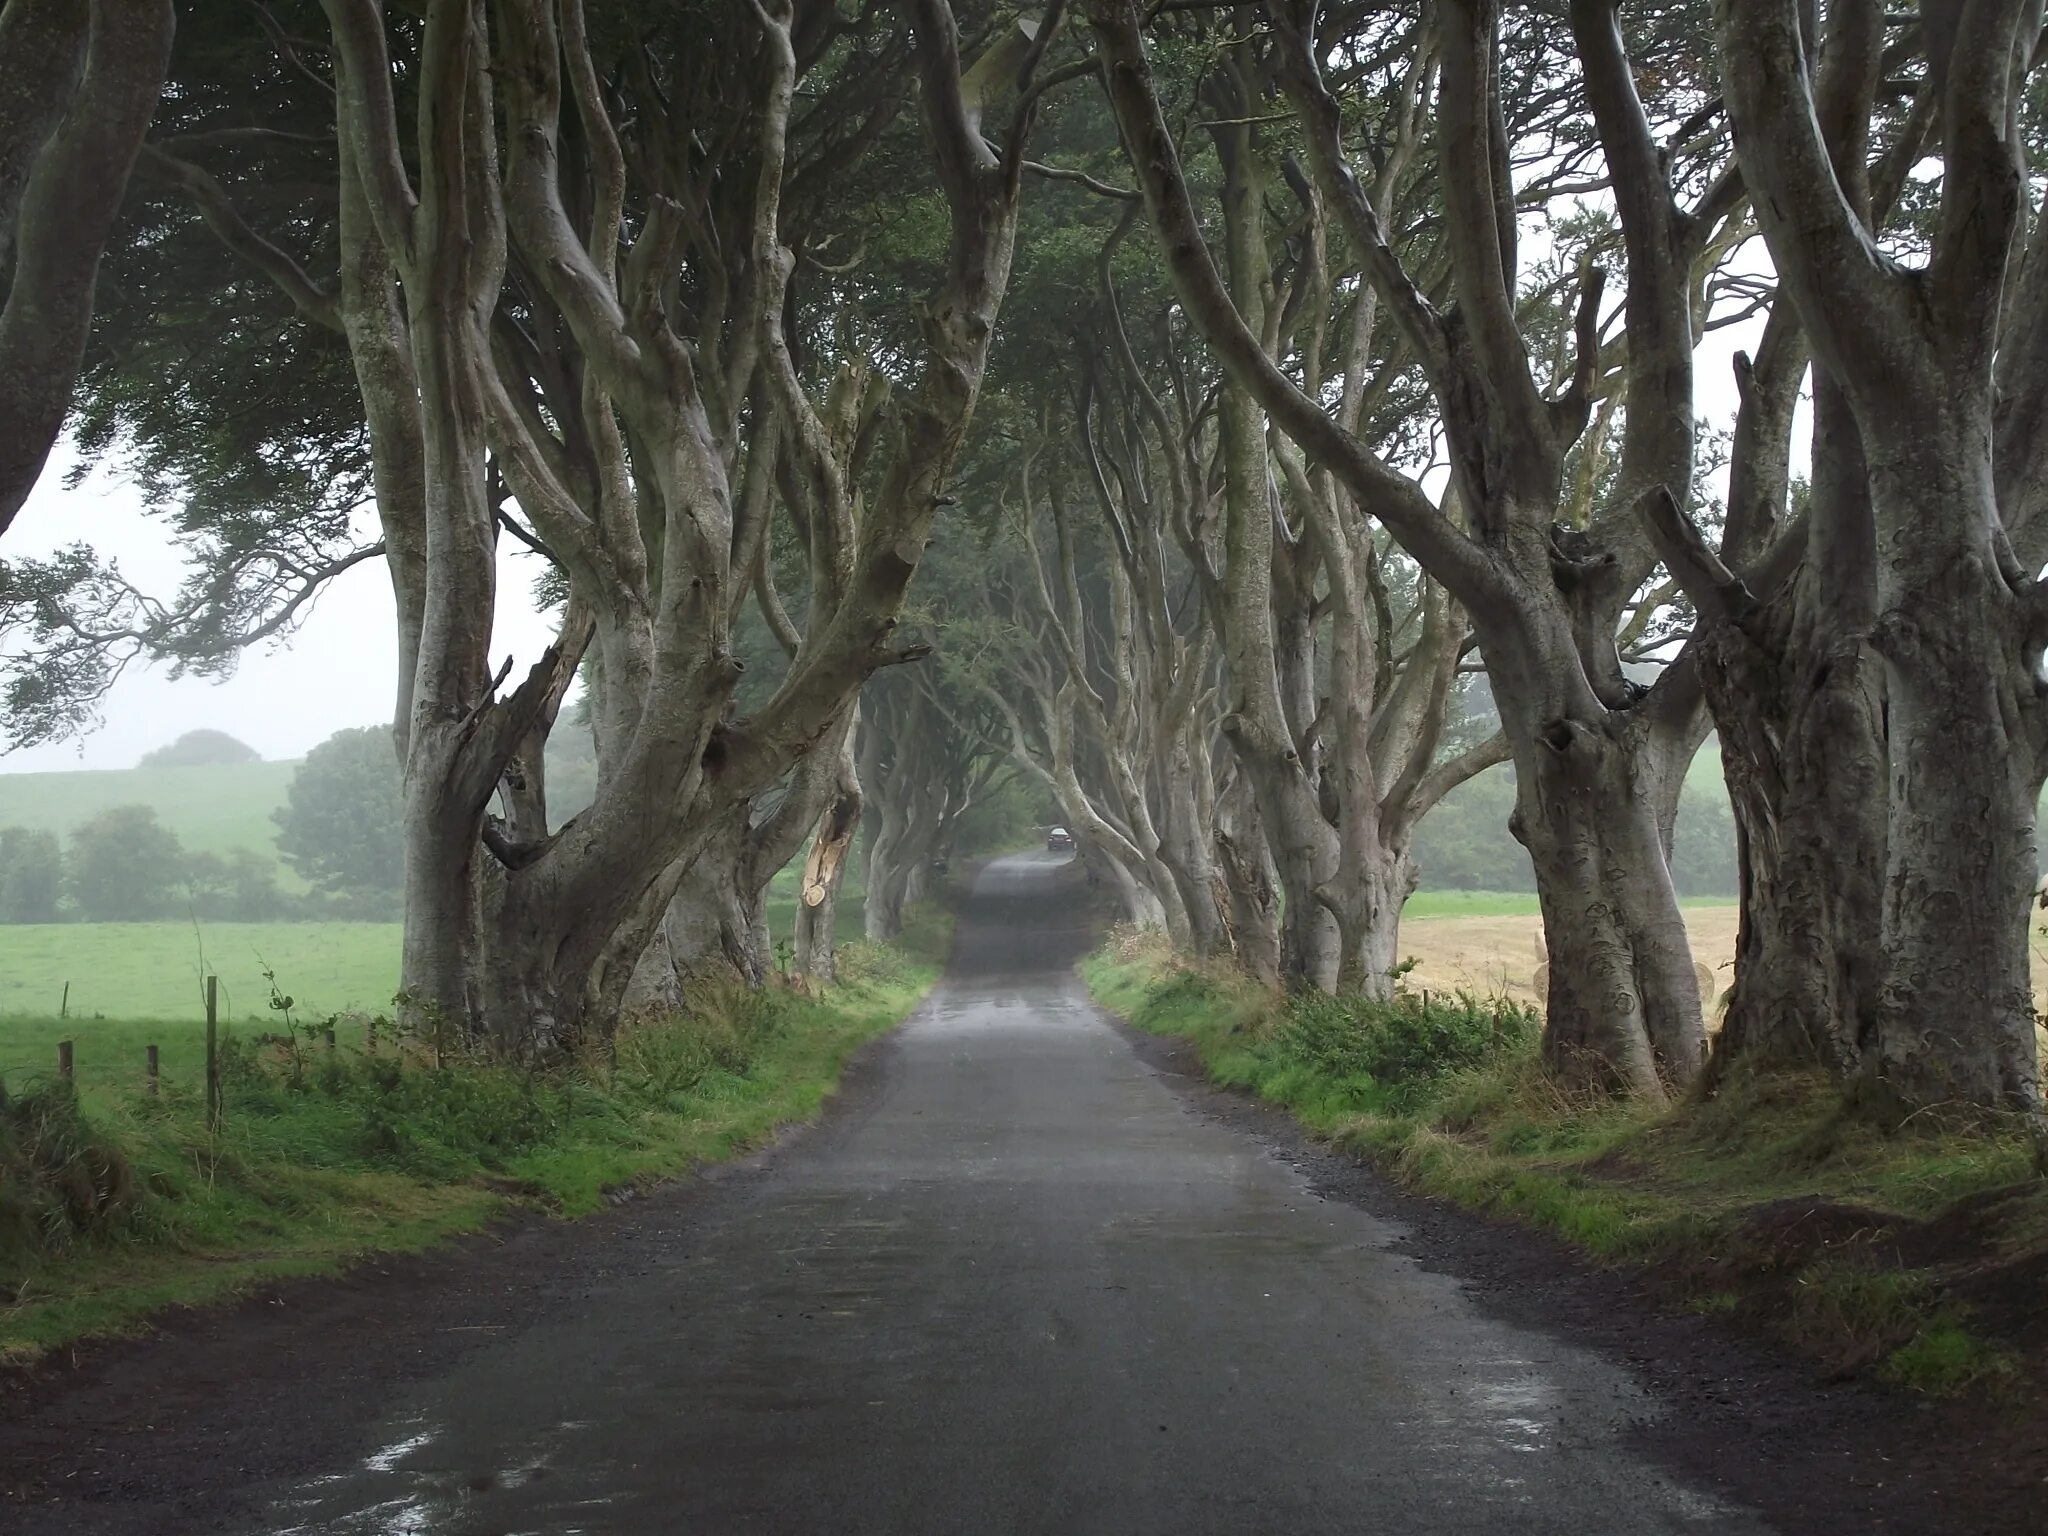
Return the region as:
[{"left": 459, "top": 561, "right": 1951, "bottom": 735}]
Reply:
[
  {"left": 1084, "top": 930, "right": 2046, "bottom": 1396},
  {"left": 0, "top": 908, "right": 948, "bottom": 1364}
]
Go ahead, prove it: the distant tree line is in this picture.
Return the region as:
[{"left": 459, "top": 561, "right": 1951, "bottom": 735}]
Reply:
[
  {"left": 0, "top": 721, "right": 610, "bottom": 925},
  {"left": 0, "top": 805, "right": 283, "bottom": 923}
]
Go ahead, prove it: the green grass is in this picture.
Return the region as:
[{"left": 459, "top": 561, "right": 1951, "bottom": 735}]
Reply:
[
  {"left": 0, "top": 921, "right": 404, "bottom": 1025},
  {"left": 0, "top": 878, "right": 873, "bottom": 1025},
  {"left": 1083, "top": 935, "right": 2043, "bottom": 1396},
  {"left": 0, "top": 760, "right": 300, "bottom": 873},
  {"left": 0, "top": 905, "right": 950, "bottom": 1363}
]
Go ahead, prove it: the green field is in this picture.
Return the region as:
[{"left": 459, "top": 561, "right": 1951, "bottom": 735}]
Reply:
[
  {"left": 1400, "top": 889, "right": 1731, "bottom": 920},
  {"left": 0, "top": 759, "right": 302, "bottom": 883},
  {"left": 0, "top": 879, "right": 866, "bottom": 1026},
  {"left": 0, "top": 920, "right": 402, "bottom": 1028}
]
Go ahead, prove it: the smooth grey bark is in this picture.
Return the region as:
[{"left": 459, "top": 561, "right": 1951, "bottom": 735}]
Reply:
[
  {"left": 1720, "top": 0, "right": 2048, "bottom": 1113},
  {"left": 1213, "top": 769, "right": 1282, "bottom": 987}
]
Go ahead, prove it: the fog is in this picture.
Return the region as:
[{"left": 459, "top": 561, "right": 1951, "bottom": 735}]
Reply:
[{"left": 0, "top": 447, "right": 560, "bottom": 773}]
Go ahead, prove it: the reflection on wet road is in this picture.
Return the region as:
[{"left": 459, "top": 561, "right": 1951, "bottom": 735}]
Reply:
[{"left": 248, "top": 853, "right": 1769, "bottom": 1535}]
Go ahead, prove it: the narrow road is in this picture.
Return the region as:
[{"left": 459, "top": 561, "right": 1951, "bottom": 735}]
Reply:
[{"left": 229, "top": 852, "right": 1759, "bottom": 1535}]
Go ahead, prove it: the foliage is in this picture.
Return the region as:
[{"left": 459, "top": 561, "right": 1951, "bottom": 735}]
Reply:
[
  {"left": 179, "top": 847, "right": 286, "bottom": 923},
  {"left": 1277, "top": 990, "right": 1539, "bottom": 1112},
  {"left": 137, "top": 729, "right": 260, "bottom": 768},
  {"left": 0, "top": 826, "right": 61, "bottom": 922},
  {"left": 272, "top": 726, "right": 403, "bottom": 896},
  {"left": 64, "top": 804, "right": 186, "bottom": 922},
  {"left": 0, "top": 1081, "right": 148, "bottom": 1268}
]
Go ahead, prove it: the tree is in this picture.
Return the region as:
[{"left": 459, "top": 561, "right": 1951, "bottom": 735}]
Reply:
[
  {"left": 1709, "top": 0, "right": 2048, "bottom": 1113},
  {"left": 65, "top": 803, "right": 183, "bottom": 921},
  {"left": 273, "top": 725, "right": 402, "bottom": 895},
  {"left": 181, "top": 845, "right": 285, "bottom": 922},
  {"left": 0, "top": 825, "right": 61, "bottom": 921},
  {"left": 138, "top": 727, "right": 260, "bottom": 767},
  {"left": 1085, "top": 0, "right": 1764, "bottom": 1092},
  {"left": 0, "top": 0, "right": 175, "bottom": 534}
]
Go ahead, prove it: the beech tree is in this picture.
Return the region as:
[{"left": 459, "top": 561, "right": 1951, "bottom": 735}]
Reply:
[
  {"left": 274, "top": 724, "right": 403, "bottom": 896},
  {"left": 305, "top": 0, "right": 1053, "bottom": 1044},
  {"left": 1085, "top": 0, "right": 1766, "bottom": 1091},
  {"left": 1710, "top": 0, "right": 2048, "bottom": 1113}
]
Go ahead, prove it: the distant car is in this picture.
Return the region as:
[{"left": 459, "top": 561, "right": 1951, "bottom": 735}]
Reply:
[{"left": 1046, "top": 826, "right": 1075, "bottom": 852}]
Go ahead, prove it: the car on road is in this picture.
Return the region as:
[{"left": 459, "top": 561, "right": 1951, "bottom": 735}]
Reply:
[{"left": 1046, "top": 826, "right": 1075, "bottom": 852}]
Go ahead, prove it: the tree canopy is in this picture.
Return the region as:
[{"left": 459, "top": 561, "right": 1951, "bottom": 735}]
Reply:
[{"left": 2, "top": 0, "right": 2044, "bottom": 1122}]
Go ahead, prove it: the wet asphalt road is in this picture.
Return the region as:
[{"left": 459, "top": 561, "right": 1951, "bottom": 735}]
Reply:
[{"left": 252, "top": 853, "right": 1768, "bottom": 1535}]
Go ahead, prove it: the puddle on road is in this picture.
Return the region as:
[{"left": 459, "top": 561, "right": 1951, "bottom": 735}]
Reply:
[
  {"left": 259, "top": 1418, "right": 584, "bottom": 1536},
  {"left": 361, "top": 1428, "right": 435, "bottom": 1474}
]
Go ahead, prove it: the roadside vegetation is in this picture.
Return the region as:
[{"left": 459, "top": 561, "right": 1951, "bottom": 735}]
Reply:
[
  {"left": 1086, "top": 931, "right": 2048, "bottom": 1397},
  {"left": 0, "top": 906, "right": 951, "bottom": 1365}
]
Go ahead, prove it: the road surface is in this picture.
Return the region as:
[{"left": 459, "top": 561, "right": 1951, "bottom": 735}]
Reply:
[{"left": 217, "top": 852, "right": 1762, "bottom": 1535}]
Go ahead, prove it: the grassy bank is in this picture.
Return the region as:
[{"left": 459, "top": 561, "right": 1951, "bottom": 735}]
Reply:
[
  {"left": 0, "top": 908, "right": 948, "bottom": 1364},
  {"left": 1085, "top": 932, "right": 2047, "bottom": 1395}
]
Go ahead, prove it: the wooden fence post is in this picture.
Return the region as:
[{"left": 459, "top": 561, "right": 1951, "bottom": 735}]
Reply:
[
  {"left": 57, "top": 1039, "right": 73, "bottom": 1081},
  {"left": 59, "top": 981, "right": 69, "bottom": 1019},
  {"left": 323, "top": 1025, "right": 336, "bottom": 1052},
  {"left": 205, "top": 974, "right": 222, "bottom": 1134},
  {"left": 146, "top": 1044, "right": 160, "bottom": 1096}
]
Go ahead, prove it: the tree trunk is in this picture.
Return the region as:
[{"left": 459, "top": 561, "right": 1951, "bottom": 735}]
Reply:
[
  {"left": 1862, "top": 436, "right": 2045, "bottom": 1112},
  {"left": 1214, "top": 776, "right": 1282, "bottom": 986},
  {"left": 663, "top": 852, "right": 771, "bottom": 986},
  {"left": 794, "top": 721, "right": 863, "bottom": 983},
  {"left": 1702, "top": 582, "right": 1886, "bottom": 1080},
  {"left": 1325, "top": 842, "right": 1419, "bottom": 1001},
  {"left": 1503, "top": 702, "right": 1706, "bottom": 1096},
  {"left": 1156, "top": 734, "right": 1228, "bottom": 957}
]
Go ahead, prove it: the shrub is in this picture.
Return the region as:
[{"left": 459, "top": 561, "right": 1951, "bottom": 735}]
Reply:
[
  {"left": 0, "top": 1083, "right": 146, "bottom": 1268},
  {"left": 66, "top": 804, "right": 186, "bottom": 921},
  {"left": 1277, "top": 990, "right": 1539, "bottom": 1111}
]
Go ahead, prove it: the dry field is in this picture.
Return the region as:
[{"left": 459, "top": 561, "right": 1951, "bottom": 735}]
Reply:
[{"left": 1403, "top": 904, "right": 2048, "bottom": 1019}]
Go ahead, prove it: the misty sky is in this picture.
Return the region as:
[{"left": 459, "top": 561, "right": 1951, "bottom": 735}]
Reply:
[{"left": 1, "top": 446, "right": 560, "bottom": 775}]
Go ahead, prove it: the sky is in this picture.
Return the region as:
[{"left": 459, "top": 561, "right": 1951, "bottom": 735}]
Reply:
[{"left": 0, "top": 446, "right": 560, "bottom": 774}]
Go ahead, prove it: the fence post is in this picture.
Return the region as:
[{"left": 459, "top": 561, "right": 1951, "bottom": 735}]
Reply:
[
  {"left": 147, "top": 1043, "right": 160, "bottom": 1096},
  {"left": 57, "top": 1039, "right": 73, "bottom": 1081},
  {"left": 205, "top": 974, "right": 222, "bottom": 1134},
  {"left": 323, "top": 1025, "right": 336, "bottom": 1052},
  {"left": 365, "top": 1016, "right": 377, "bottom": 1055},
  {"left": 59, "top": 981, "right": 69, "bottom": 1019}
]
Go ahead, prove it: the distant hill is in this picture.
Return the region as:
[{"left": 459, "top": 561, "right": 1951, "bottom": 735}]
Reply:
[
  {"left": 138, "top": 729, "right": 262, "bottom": 768},
  {"left": 0, "top": 760, "right": 301, "bottom": 884}
]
